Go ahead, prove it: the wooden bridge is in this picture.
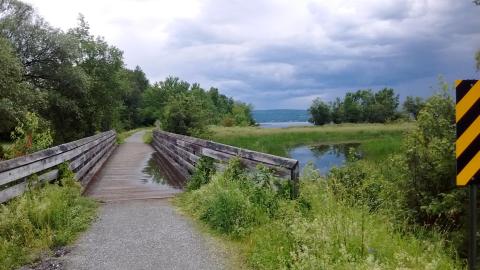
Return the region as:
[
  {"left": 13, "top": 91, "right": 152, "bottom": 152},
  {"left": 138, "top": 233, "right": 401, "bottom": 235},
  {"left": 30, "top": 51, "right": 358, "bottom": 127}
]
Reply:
[
  {"left": 0, "top": 130, "right": 299, "bottom": 268},
  {"left": 0, "top": 129, "right": 299, "bottom": 203}
]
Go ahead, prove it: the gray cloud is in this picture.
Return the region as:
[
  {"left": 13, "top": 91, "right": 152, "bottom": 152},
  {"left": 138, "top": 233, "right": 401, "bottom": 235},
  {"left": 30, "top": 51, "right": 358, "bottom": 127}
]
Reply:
[{"left": 32, "top": 0, "right": 477, "bottom": 109}]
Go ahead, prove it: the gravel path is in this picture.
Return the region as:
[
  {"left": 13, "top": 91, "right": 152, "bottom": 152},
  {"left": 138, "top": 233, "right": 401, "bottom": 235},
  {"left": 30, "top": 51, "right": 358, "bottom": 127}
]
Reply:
[{"left": 61, "top": 131, "right": 227, "bottom": 270}]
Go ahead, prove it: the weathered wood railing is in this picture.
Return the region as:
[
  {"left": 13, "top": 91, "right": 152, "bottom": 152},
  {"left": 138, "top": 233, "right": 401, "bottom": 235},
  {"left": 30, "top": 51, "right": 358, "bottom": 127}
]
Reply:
[
  {"left": 0, "top": 130, "right": 116, "bottom": 203},
  {"left": 152, "top": 129, "right": 300, "bottom": 197}
]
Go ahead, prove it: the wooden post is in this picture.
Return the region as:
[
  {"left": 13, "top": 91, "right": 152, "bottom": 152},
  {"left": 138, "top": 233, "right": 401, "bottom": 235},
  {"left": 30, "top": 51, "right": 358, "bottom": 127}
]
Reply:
[{"left": 291, "top": 161, "right": 300, "bottom": 199}]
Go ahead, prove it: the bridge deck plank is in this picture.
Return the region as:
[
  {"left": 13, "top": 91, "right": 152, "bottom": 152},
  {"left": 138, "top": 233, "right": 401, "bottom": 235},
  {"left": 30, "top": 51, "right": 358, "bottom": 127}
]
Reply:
[{"left": 85, "top": 132, "right": 183, "bottom": 202}]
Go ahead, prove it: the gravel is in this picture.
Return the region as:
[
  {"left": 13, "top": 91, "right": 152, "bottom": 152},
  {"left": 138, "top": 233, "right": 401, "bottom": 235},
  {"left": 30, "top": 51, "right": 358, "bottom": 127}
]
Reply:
[{"left": 61, "top": 199, "right": 227, "bottom": 270}]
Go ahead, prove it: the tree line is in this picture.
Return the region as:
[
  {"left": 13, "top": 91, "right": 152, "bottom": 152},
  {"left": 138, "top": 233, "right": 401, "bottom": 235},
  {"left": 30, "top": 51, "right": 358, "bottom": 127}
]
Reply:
[
  {"left": 0, "top": 0, "right": 253, "bottom": 152},
  {"left": 308, "top": 88, "right": 426, "bottom": 125}
]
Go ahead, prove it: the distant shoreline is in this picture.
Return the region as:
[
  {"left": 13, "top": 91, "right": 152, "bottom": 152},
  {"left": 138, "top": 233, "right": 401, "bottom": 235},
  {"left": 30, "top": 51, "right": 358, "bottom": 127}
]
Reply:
[{"left": 258, "top": 121, "right": 313, "bottom": 128}]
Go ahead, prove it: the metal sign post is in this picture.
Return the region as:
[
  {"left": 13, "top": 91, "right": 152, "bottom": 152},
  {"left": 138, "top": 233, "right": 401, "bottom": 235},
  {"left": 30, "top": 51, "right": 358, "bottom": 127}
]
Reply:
[
  {"left": 469, "top": 182, "right": 477, "bottom": 270},
  {"left": 455, "top": 80, "right": 479, "bottom": 270}
]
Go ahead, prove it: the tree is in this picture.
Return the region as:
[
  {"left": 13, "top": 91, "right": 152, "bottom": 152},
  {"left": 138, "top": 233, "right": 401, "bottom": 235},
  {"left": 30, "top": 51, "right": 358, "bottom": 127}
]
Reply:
[
  {"left": 343, "top": 93, "right": 363, "bottom": 123},
  {"left": 403, "top": 96, "right": 425, "bottom": 120},
  {"left": 0, "top": 37, "right": 34, "bottom": 139},
  {"left": 372, "top": 88, "right": 399, "bottom": 122},
  {"left": 308, "top": 98, "right": 331, "bottom": 125},
  {"left": 330, "top": 98, "right": 345, "bottom": 124}
]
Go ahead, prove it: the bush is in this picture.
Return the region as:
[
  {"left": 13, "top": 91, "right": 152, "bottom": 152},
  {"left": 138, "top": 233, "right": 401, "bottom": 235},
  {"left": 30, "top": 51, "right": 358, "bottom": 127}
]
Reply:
[
  {"left": 186, "top": 156, "right": 216, "bottom": 191},
  {"left": 4, "top": 112, "right": 53, "bottom": 159},
  {"left": 0, "top": 167, "right": 97, "bottom": 270}
]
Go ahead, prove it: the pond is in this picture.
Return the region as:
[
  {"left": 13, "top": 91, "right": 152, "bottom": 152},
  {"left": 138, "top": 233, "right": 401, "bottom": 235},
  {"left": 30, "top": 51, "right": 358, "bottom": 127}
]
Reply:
[{"left": 288, "top": 143, "right": 361, "bottom": 175}]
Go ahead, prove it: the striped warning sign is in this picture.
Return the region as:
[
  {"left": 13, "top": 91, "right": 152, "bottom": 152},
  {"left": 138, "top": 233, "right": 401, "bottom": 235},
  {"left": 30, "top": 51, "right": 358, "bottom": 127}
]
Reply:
[{"left": 456, "top": 80, "right": 480, "bottom": 186}]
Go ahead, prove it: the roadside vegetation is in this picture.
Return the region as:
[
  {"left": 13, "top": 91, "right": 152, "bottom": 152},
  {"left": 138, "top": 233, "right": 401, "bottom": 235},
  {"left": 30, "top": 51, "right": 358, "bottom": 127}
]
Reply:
[
  {"left": 178, "top": 87, "right": 467, "bottom": 269},
  {"left": 0, "top": 165, "right": 97, "bottom": 270}
]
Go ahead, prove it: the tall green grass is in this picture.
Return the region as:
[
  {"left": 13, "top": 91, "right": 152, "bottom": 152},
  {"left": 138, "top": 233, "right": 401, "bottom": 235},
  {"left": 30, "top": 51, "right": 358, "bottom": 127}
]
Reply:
[
  {"left": 210, "top": 123, "right": 412, "bottom": 159},
  {"left": 0, "top": 172, "right": 97, "bottom": 270},
  {"left": 177, "top": 160, "right": 463, "bottom": 269}
]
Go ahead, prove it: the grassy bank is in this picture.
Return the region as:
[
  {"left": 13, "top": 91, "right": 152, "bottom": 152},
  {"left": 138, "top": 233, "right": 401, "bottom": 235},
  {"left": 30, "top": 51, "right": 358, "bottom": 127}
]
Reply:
[
  {"left": 177, "top": 159, "right": 463, "bottom": 269},
  {"left": 0, "top": 170, "right": 97, "bottom": 270},
  {"left": 210, "top": 123, "right": 413, "bottom": 160}
]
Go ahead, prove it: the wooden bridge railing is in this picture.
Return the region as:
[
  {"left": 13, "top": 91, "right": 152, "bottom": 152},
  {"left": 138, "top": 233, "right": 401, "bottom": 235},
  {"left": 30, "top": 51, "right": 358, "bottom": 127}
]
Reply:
[
  {"left": 0, "top": 130, "right": 117, "bottom": 203},
  {"left": 152, "top": 129, "right": 300, "bottom": 197}
]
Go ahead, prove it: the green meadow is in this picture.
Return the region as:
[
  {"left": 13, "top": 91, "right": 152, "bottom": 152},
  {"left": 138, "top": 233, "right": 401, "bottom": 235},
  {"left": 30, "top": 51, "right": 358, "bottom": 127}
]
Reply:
[{"left": 210, "top": 122, "right": 413, "bottom": 161}]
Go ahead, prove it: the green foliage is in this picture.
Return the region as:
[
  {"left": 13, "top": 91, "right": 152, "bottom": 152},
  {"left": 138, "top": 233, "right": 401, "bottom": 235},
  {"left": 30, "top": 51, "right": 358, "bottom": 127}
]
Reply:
[
  {"left": 309, "top": 88, "right": 400, "bottom": 125},
  {"left": 178, "top": 160, "right": 462, "bottom": 269},
  {"left": 399, "top": 87, "right": 464, "bottom": 232},
  {"left": 308, "top": 98, "right": 331, "bottom": 125},
  {"left": 4, "top": 112, "right": 53, "bottom": 159},
  {"left": 403, "top": 96, "right": 425, "bottom": 120},
  {"left": 187, "top": 156, "right": 216, "bottom": 191},
  {"left": 226, "top": 102, "right": 256, "bottom": 127},
  {"left": 0, "top": 169, "right": 97, "bottom": 270},
  {"left": 0, "top": 3, "right": 149, "bottom": 143},
  {"left": 142, "top": 77, "right": 255, "bottom": 136},
  {"left": 0, "top": 36, "right": 37, "bottom": 140},
  {"left": 179, "top": 158, "right": 288, "bottom": 238}
]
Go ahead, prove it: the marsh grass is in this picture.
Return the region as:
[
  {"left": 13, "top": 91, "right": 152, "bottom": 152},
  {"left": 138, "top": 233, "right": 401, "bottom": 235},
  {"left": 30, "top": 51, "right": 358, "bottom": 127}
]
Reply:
[
  {"left": 0, "top": 172, "right": 97, "bottom": 270},
  {"left": 210, "top": 123, "right": 413, "bottom": 159}
]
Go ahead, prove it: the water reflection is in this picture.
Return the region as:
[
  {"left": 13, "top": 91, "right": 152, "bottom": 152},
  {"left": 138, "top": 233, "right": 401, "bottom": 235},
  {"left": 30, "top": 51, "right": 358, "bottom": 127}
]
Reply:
[
  {"left": 288, "top": 143, "right": 361, "bottom": 175},
  {"left": 141, "top": 152, "right": 185, "bottom": 189}
]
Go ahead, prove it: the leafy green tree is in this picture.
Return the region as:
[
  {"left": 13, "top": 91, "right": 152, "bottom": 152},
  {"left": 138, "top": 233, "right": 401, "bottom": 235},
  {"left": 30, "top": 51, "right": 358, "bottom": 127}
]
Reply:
[
  {"left": 161, "top": 93, "right": 211, "bottom": 136},
  {"left": 403, "top": 96, "right": 425, "bottom": 120},
  {"left": 229, "top": 102, "right": 255, "bottom": 126},
  {"left": 0, "top": 37, "right": 35, "bottom": 139},
  {"left": 343, "top": 92, "right": 363, "bottom": 123},
  {"left": 330, "top": 98, "right": 345, "bottom": 124},
  {"left": 308, "top": 98, "right": 331, "bottom": 125},
  {"left": 372, "top": 88, "right": 399, "bottom": 122}
]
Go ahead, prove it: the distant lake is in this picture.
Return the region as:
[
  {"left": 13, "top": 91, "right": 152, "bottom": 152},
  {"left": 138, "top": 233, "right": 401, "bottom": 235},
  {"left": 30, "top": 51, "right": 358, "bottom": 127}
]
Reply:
[
  {"left": 253, "top": 109, "right": 311, "bottom": 128},
  {"left": 253, "top": 109, "right": 309, "bottom": 122},
  {"left": 259, "top": 122, "right": 313, "bottom": 128}
]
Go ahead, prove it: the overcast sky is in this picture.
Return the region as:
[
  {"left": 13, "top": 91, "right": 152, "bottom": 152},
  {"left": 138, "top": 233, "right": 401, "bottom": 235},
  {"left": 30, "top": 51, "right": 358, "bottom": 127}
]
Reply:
[{"left": 25, "top": 0, "right": 480, "bottom": 109}]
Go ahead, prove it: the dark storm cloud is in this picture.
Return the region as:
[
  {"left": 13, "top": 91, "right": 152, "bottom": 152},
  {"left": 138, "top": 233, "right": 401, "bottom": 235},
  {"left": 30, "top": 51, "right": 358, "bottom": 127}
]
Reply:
[{"left": 126, "top": 0, "right": 480, "bottom": 109}]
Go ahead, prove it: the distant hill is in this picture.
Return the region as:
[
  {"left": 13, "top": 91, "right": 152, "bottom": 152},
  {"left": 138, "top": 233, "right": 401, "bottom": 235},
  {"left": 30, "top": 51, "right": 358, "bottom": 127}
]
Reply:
[{"left": 252, "top": 109, "right": 309, "bottom": 123}]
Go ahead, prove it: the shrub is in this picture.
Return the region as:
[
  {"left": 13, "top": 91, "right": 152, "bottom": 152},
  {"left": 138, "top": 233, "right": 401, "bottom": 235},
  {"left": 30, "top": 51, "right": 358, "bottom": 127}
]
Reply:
[
  {"left": 186, "top": 156, "right": 216, "bottom": 191},
  {"left": 4, "top": 112, "right": 53, "bottom": 159},
  {"left": 0, "top": 167, "right": 97, "bottom": 270}
]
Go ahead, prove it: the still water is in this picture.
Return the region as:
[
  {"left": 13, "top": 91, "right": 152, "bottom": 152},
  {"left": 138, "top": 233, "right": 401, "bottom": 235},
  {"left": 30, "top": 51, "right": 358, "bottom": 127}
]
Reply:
[
  {"left": 258, "top": 121, "right": 313, "bottom": 128},
  {"left": 141, "top": 152, "right": 185, "bottom": 189},
  {"left": 288, "top": 143, "right": 361, "bottom": 175}
]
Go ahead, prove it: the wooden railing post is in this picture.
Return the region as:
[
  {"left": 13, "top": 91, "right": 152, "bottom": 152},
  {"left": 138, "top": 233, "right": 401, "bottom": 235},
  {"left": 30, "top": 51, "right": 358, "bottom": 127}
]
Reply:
[{"left": 291, "top": 161, "right": 300, "bottom": 199}]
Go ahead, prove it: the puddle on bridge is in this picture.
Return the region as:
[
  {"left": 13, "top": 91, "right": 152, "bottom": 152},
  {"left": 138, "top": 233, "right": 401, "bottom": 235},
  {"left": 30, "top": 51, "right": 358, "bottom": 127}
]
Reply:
[{"left": 141, "top": 152, "right": 185, "bottom": 189}]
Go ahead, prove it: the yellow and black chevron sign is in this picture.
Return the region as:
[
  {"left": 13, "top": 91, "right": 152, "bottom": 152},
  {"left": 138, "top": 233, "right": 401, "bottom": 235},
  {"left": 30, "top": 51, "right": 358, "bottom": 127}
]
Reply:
[{"left": 456, "top": 80, "right": 480, "bottom": 186}]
